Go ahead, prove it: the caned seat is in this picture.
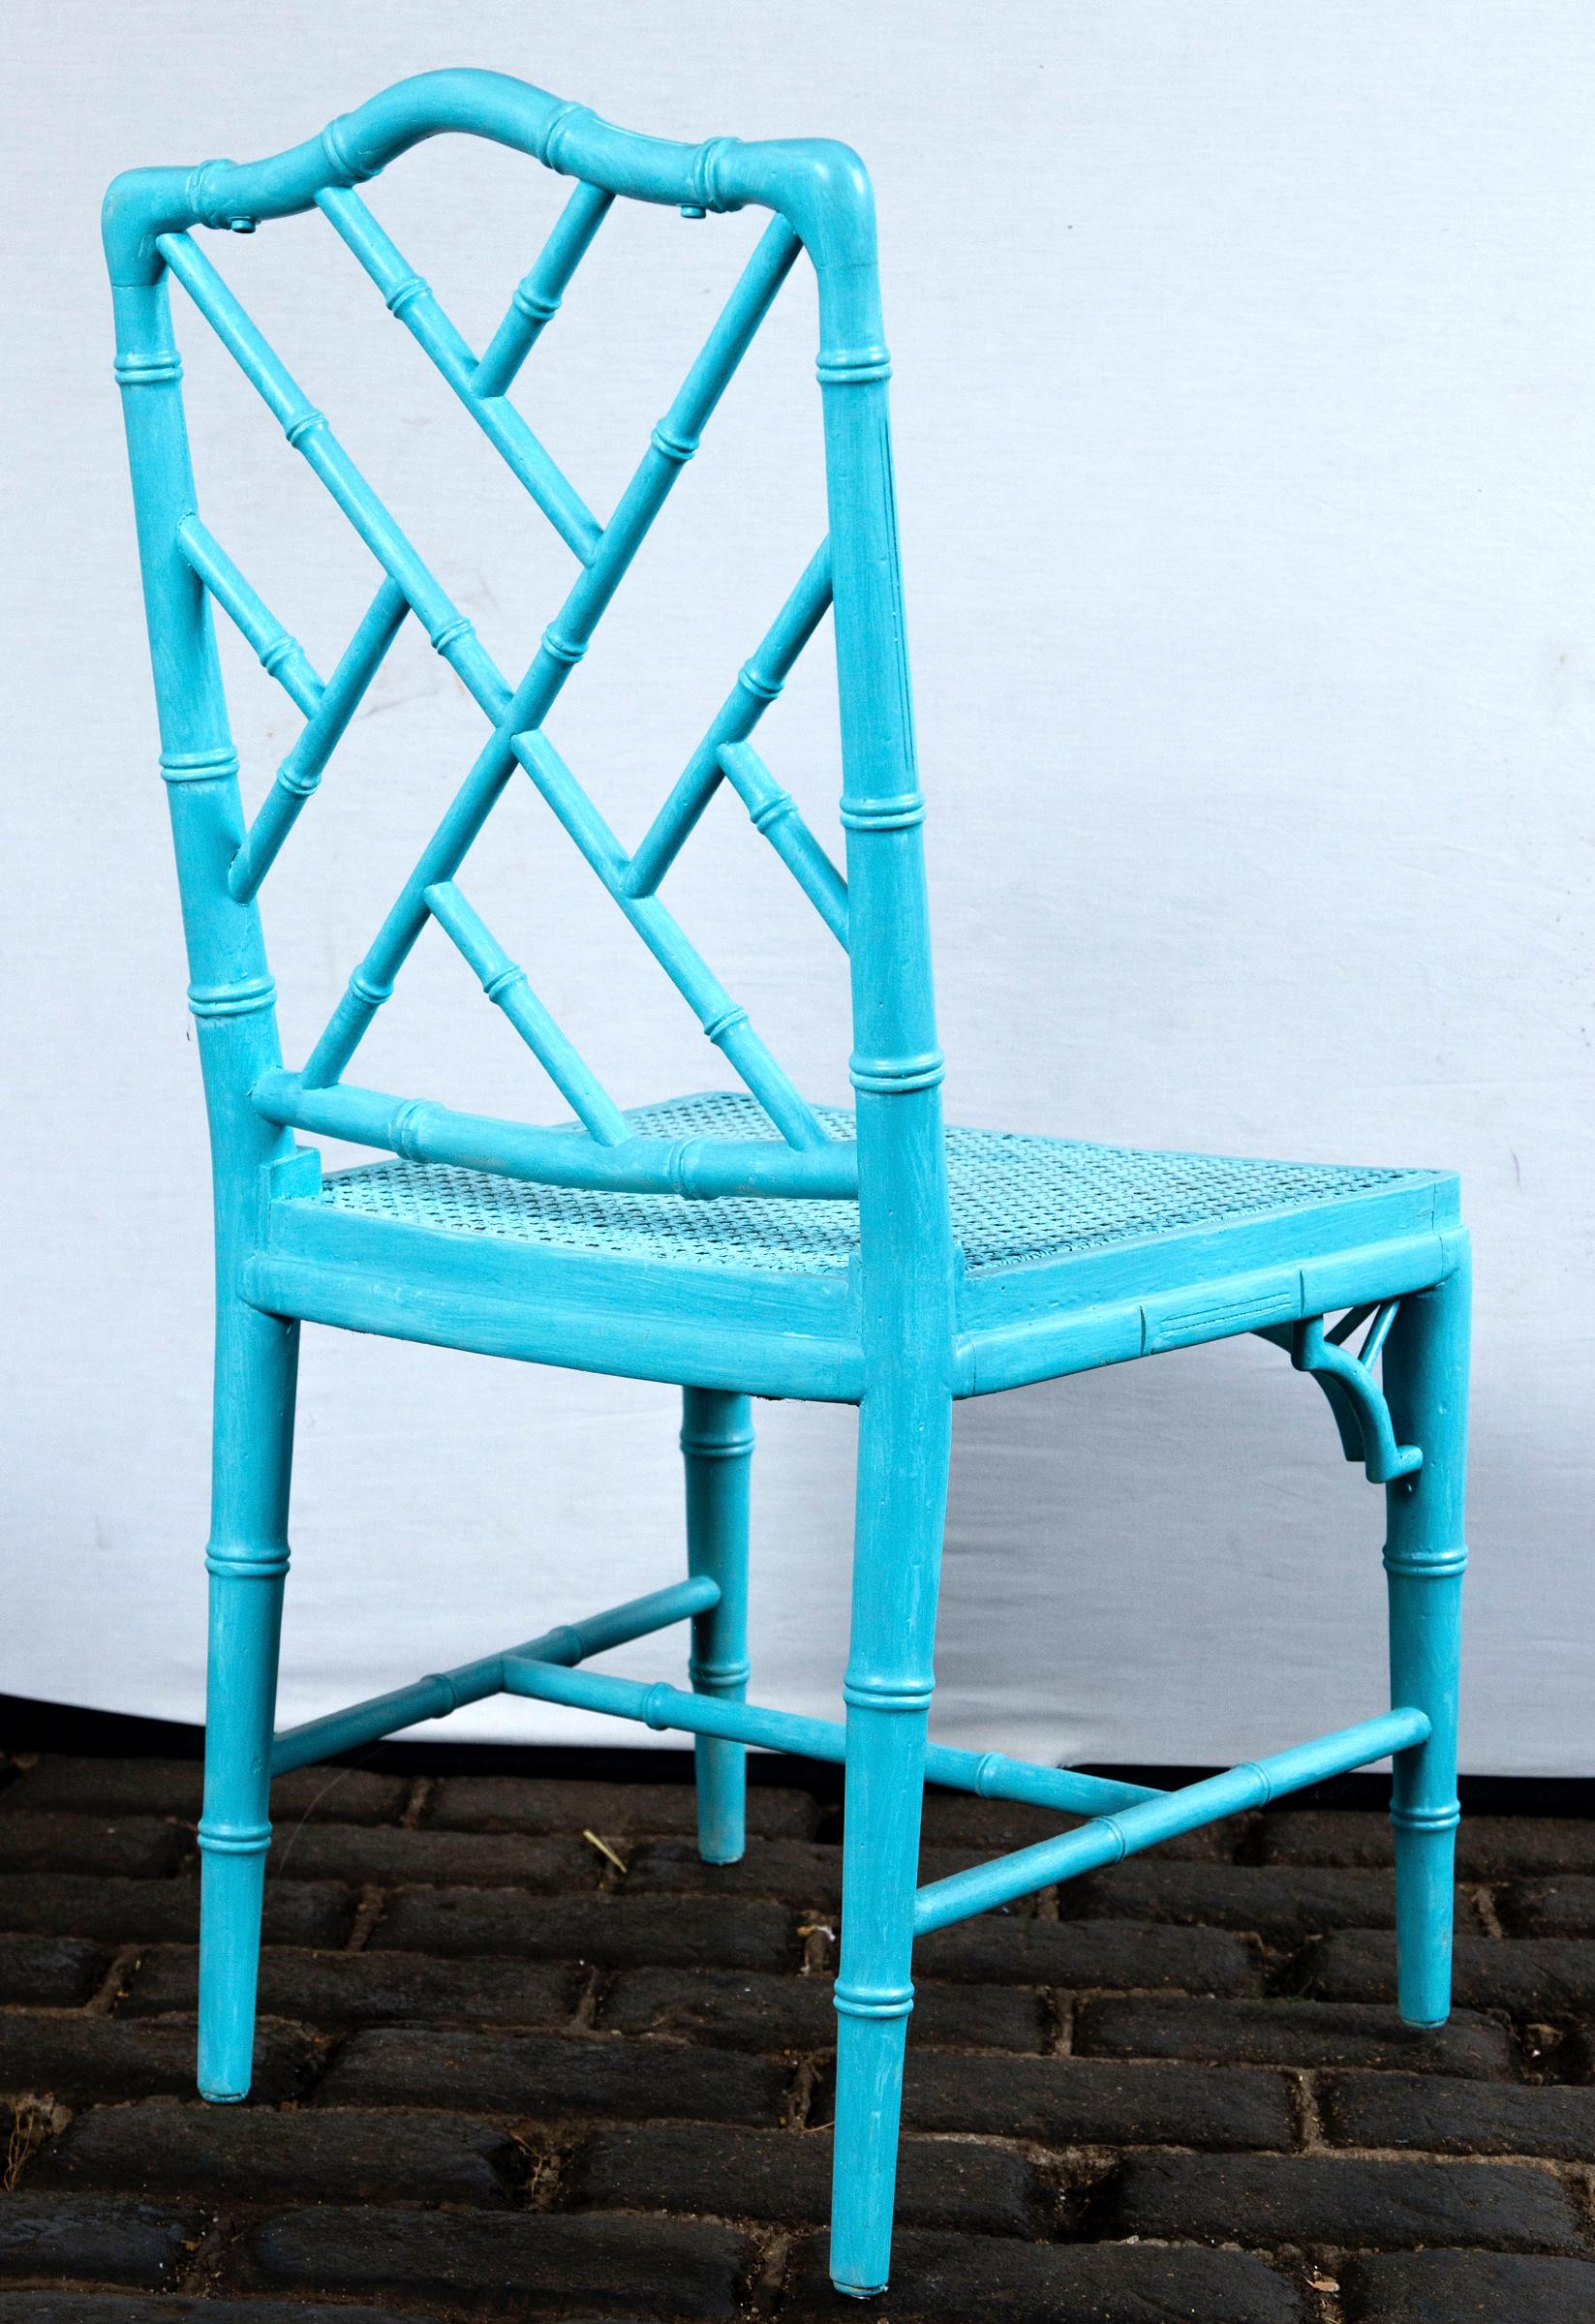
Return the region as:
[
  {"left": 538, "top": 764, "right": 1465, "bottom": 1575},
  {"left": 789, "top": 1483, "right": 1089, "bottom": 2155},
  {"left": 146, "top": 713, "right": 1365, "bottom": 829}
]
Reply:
[
  {"left": 108, "top": 68, "right": 1471, "bottom": 2302},
  {"left": 313, "top": 1088, "right": 1437, "bottom": 1275}
]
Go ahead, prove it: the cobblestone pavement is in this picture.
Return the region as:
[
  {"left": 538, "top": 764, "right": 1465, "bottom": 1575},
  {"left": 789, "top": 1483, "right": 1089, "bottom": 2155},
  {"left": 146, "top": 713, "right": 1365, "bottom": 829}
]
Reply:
[{"left": 1, "top": 1752, "right": 1593, "bottom": 2320}]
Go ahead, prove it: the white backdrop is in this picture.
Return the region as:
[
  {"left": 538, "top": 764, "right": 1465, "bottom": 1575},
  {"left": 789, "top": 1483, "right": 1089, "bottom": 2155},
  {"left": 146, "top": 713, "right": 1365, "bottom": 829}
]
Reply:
[{"left": 5, "top": 3, "right": 1592, "bottom": 1772}]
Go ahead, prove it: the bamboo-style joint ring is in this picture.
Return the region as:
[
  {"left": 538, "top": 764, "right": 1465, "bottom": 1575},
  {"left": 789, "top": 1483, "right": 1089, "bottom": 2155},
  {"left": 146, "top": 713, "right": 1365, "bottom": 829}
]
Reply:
[
  {"left": 737, "top": 659, "right": 783, "bottom": 702},
  {"left": 833, "top": 1982, "right": 914, "bottom": 2019},
  {"left": 204, "top": 1547, "right": 290, "bottom": 1579},
  {"left": 849, "top": 1051, "right": 944, "bottom": 1094},
  {"left": 186, "top": 159, "right": 236, "bottom": 230},
  {"left": 842, "top": 1678, "right": 934, "bottom": 1712},
  {"left": 840, "top": 792, "right": 925, "bottom": 831},
  {"left": 689, "top": 1657, "right": 751, "bottom": 1690},
  {"left": 390, "top": 1100, "right": 435, "bottom": 1161},
  {"left": 702, "top": 1005, "right": 751, "bottom": 1048},
  {"left": 750, "top": 790, "right": 793, "bottom": 833},
  {"left": 680, "top": 1429, "right": 756, "bottom": 1460},
  {"left": 1382, "top": 1547, "right": 1468, "bottom": 1579},
  {"left": 1389, "top": 1800, "right": 1460, "bottom": 1831},
  {"left": 188, "top": 975, "right": 277, "bottom": 1021},
  {"left": 114, "top": 350, "right": 183, "bottom": 386},
  {"left": 319, "top": 113, "right": 365, "bottom": 189},
  {"left": 197, "top": 1819, "right": 272, "bottom": 1856},
  {"left": 541, "top": 102, "right": 593, "bottom": 177},
  {"left": 160, "top": 746, "right": 238, "bottom": 784},
  {"left": 385, "top": 273, "right": 429, "bottom": 318},
  {"left": 815, "top": 343, "right": 893, "bottom": 385},
  {"left": 690, "top": 135, "right": 745, "bottom": 214},
  {"left": 540, "top": 625, "right": 586, "bottom": 667},
  {"left": 513, "top": 279, "right": 562, "bottom": 325}
]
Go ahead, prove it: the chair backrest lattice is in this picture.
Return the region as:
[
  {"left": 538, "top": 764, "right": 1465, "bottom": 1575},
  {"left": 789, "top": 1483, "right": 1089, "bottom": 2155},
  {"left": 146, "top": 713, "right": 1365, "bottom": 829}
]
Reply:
[{"left": 108, "top": 73, "right": 950, "bottom": 1256}]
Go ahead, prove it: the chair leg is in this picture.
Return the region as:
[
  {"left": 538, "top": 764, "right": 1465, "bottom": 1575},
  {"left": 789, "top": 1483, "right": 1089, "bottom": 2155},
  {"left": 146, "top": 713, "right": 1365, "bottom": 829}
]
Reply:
[
  {"left": 197, "top": 1299, "right": 298, "bottom": 2101},
  {"left": 1382, "top": 1253, "right": 1470, "bottom": 2028},
  {"left": 682, "top": 1387, "right": 754, "bottom": 1866},
  {"left": 829, "top": 1384, "right": 953, "bottom": 2299}
]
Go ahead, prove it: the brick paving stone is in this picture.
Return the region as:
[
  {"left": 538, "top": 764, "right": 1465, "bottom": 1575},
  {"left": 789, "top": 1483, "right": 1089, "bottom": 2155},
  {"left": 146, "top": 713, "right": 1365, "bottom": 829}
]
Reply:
[
  {"left": 248, "top": 2204, "right": 752, "bottom": 2317},
  {"left": 915, "top": 1915, "right": 1261, "bottom": 1994},
  {"left": 1502, "top": 1877, "right": 1595, "bottom": 1938},
  {"left": 614, "top": 1835, "right": 849, "bottom": 1905},
  {"left": 1057, "top": 1861, "right": 1410, "bottom": 1942},
  {"left": 1099, "top": 2152, "right": 1587, "bottom": 2252},
  {"left": 317, "top": 2025, "right": 789, "bottom": 2123},
  {"left": 915, "top": 1789, "right": 1235, "bottom": 1859},
  {"left": 0, "top": 1876, "right": 354, "bottom": 1948},
  {"left": 28, "top": 2097, "right": 522, "bottom": 2205},
  {"left": 0, "top": 1936, "right": 107, "bottom": 2007},
  {"left": 1074, "top": 1995, "right": 1518, "bottom": 2076},
  {"left": 1339, "top": 2250, "right": 1595, "bottom": 2320},
  {"left": 0, "top": 2304, "right": 426, "bottom": 2322},
  {"left": 783, "top": 2227, "right": 1304, "bottom": 2322},
  {"left": 370, "top": 1885, "right": 799, "bottom": 1970},
  {"left": 1, "top": 1747, "right": 1586, "bottom": 2319},
  {"left": 622, "top": 1837, "right": 1034, "bottom": 1911},
  {"left": 1303, "top": 1931, "right": 1595, "bottom": 2017},
  {"left": 0, "top": 2013, "right": 314, "bottom": 2105},
  {"left": 596, "top": 1966, "right": 1050, "bottom": 2053},
  {"left": 567, "top": 2121, "right": 1048, "bottom": 2235},
  {"left": 266, "top": 1823, "right": 600, "bottom": 1890},
  {"left": 120, "top": 1943, "right": 583, "bottom": 2028},
  {"left": 1259, "top": 1812, "right": 1595, "bottom": 1881},
  {"left": 0, "top": 1758, "right": 407, "bottom": 1825},
  {"left": 897, "top": 2048, "right": 1295, "bottom": 2149},
  {"left": 1320, "top": 2068, "right": 1595, "bottom": 2160},
  {"left": 0, "top": 1818, "right": 190, "bottom": 1881},
  {"left": 0, "top": 2196, "right": 202, "bottom": 2290},
  {"left": 424, "top": 1773, "right": 821, "bottom": 1838}
]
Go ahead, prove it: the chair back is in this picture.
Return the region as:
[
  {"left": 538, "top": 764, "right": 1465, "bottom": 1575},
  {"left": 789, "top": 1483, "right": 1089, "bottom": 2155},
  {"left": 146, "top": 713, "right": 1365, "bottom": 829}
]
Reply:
[{"left": 107, "top": 71, "right": 954, "bottom": 1325}]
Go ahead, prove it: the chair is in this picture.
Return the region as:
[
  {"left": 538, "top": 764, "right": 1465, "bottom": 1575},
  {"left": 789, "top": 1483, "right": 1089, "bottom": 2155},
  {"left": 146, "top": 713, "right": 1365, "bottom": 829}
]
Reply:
[{"left": 106, "top": 70, "right": 1470, "bottom": 2299}]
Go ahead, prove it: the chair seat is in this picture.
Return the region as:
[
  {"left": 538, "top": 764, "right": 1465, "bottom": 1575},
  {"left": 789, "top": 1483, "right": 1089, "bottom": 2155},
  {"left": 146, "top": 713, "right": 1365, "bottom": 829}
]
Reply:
[{"left": 315, "top": 1088, "right": 1433, "bottom": 1278}]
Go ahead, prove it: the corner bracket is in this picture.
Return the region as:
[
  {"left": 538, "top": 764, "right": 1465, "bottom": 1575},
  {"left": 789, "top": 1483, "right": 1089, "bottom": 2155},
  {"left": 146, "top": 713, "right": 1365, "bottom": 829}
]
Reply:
[{"left": 1257, "top": 1301, "right": 1422, "bottom": 1484}]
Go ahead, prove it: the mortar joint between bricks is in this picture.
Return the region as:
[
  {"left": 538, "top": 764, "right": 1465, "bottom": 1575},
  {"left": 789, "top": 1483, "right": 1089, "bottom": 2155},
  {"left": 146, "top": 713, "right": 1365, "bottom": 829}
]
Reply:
[
  {"left": 1301, "top": 2252, "right": 1349, "bottom": 2324},
  {"left": 1232, "top": 1809, "right": 1267, "bottom": 1864},
  {"left": 1272, "top": 1933, "right": 1328, "bottom": 1998},
  {"left": 799, "top": 1921, "right": 834, "bottom": 1976},
  {"left": 519, "top": 2129, "right": 569, "bottom": 2211},
  {"left": 1293, "top": 2067, "right": 1328, "bottom": 2152},
  {"left": 399, "top": 1774, "right": 434, "bottom": 1828},
  {"left": 1470, "top": 1881, "right": 1507, "bottom": 1938},
  {"left": 283, "top": 2023, "right": 344, "bottom": 2102},
  {"left": 1556, "top": 2158, "right": 1595, "bottom": 2226},
  {"left": 85, "top": 1942, "right": 141, "bottom": 2015},
  {"left": 748, "top": 2224, "right": 794, "bottom": 2316},
  {"left": 166, "top": 2203, "right": 235, "bottom": 2298},
  {"left": 571, "top": 1963, "right": 604, "bottom": 2029},
  {"left": 1323, "top": 2141, "right": 1591, "bottom": 2175},
  {"left": 2, "top": 2094, "right": 68, "bottom": 2191},
  {"left": 1048, "top": 1991, "right": 1075, "bottom": 2055},
  {"left": 786, "top": 2052, "right": 823, "bottom": 2129},
  {"left": 344, "top": 1881, "right": 387, "bottom": 1951}
]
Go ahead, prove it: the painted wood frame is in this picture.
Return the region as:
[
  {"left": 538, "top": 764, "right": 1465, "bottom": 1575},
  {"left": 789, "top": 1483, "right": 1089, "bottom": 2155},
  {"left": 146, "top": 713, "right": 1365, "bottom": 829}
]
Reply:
[{"left": 107, "top": 71, "right": 1470, "bottom": 2299}]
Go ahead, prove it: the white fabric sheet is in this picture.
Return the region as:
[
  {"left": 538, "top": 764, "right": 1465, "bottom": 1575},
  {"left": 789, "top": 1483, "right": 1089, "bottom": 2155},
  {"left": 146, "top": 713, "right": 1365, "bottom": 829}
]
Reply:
[{"left": 3, "top": 1, "right": 1592, "bottom": 1771}]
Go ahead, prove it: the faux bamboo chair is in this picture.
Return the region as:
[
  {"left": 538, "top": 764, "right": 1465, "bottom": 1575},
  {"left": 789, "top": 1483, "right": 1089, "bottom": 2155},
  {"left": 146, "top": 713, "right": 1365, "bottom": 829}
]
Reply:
[{"left": 107, "top": 70, "right": 1470, "bottom": 2299}]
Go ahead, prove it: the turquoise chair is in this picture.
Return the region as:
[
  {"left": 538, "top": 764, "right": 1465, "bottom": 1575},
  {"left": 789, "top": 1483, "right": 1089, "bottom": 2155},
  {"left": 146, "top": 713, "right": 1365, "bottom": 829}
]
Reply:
[{"left": 106, "top": 71, "right": 1469, "bottom": 2299}]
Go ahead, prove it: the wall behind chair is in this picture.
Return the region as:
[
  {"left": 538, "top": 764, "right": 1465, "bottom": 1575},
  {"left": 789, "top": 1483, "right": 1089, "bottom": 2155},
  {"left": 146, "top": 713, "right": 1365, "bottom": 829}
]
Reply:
[{"left": 4, "top": 0, "right": 1591, "bottom": 1771}]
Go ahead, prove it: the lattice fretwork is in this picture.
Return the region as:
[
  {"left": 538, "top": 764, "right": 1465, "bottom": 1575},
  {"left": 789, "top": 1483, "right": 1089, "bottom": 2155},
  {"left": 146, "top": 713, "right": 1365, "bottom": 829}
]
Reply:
[{"left": 157, "top": 173, "right": 850, "bottom": 1185}]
